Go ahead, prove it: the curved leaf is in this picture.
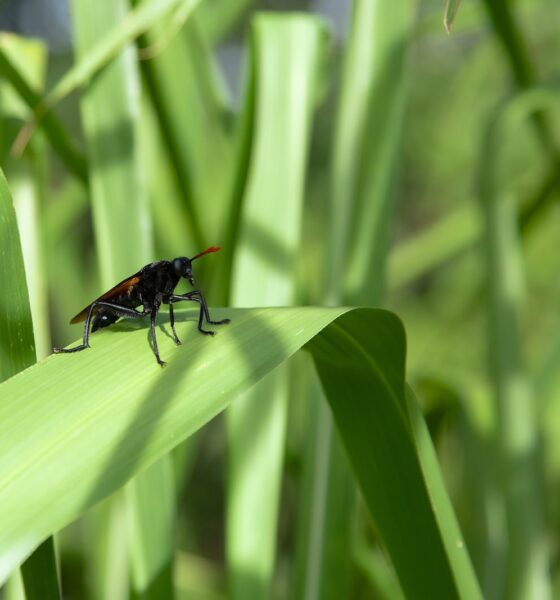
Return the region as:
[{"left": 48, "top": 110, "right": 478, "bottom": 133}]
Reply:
[{"left": 0, "top": 307, "right": 480, "bottom": 598}]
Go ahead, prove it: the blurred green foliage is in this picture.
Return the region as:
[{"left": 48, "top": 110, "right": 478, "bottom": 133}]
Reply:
[{"left": 1, "top": 0, "right": 560, "bottom": 598}]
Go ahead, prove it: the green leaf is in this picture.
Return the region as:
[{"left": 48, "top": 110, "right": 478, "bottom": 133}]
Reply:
[
  {"left": 47, "top": 0, "right": 201, "bottom": 112},
  {"left": 443, "top": 0, "right": 462, "bottom": 33},
  {"left": 311, "top": 2, "right": 417, "bottom": 595},
  {"left": 20, "top": 538, "right": 61, "bottom": 600},
  {"left": 482, "top": 0, "right": 558, "bottom": 162},
  {"left": 71, "top": 0, "right": 153, "bottom": 285},
  {"left": 0, "top": 168, "right": 35, "bottom": 379},
  {"left": 478, "top": 91, "right": 553, "bottom": 599},
  {"left": 327, "top": 0, "right": 416, "bottom": 304},
  {"left": 126, "top": 460, "right": 175, "bottom": 598},
  {"left": 309, "top": 310, "right": 482, "bottom": 599},
  {"left": 387, "top": 204, "right": 482, "bottom": 290},
  {"left": 1, "top": 34, "right": 52, "bottom": 360},
  {"left": 70, "top": 2, "right": 163, "bottom": 596},
  {"left": 0, "top": 167, "right": 60, "bottom": 600},
  {"left": 226, "top": 15, "right": 327, "bottom": 599},
  {"left": 0, "top": 36, "right": 88, "bottom": 183},
  {"left": 197, "top": 0, "right": 257, "bottom": 45},
  {"left": 0, "top": 307, "right": 480, "bottom": 598},
  {"left": 137, "top": 9, "right": 232, "bottom": 251}
]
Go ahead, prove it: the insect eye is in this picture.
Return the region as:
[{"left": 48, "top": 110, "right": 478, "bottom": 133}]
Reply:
[{"left": 173, "top": 259, "right": 183, "bottom": 274}]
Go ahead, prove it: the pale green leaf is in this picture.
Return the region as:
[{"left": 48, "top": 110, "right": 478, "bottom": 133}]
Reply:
[{"left": 0, "top": 307, "right": 481, "bottom": 599}]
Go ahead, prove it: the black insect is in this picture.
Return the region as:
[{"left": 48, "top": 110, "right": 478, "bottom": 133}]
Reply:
[{"left": 53, "top": 246, "right": 230, "bottom": 366}]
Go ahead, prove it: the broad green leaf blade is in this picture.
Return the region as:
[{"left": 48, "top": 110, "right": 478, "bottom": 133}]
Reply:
[
  {"left": 0, "top": 306, "right": 344, "bottom": 583},
  {"left": 227, "top": 15, "right": 327, "bottom": 599},
  {"left": 0, "top": 307, "right": 480, "bottom": 598},
  {"left": 308, "top": 310, "right": 482, "bottom": 600},
  {"left": 0, "top": 168, "right": 35, "bottom": 379}
]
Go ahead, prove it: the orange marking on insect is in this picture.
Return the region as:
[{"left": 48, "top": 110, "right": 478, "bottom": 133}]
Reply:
[{"left": 69, "top": 276, "right": 141, "bottom": 323}]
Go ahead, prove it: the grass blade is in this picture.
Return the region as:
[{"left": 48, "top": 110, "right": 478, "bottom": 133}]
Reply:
[
  {"left": 0, "top": 306, "right": 343, "bottom": 582},
  {"left": 443, "top": 0, "right": 462, "bottom": 33},
  {"left": 388, "top": 204, "right": 482, "bottom": 290},
  {"left": 126, "top": 460, "right": 175, "bottom": 598},
  {"left": 0, "top": 35, "right": 51, "bottom": 359},
  {"left": 478, "top": 91, "right": 553, "bottom": 599},
  {"left": 342, "top": 0, "right": 417, "bottom": 304},
  {"left": 0, "top": 168, "right": 60, "bottom": 599},
  {"left": 26, "top": 0, "right": 201, "bottom": 120},
  {"left": 0, "top": 306, "right": 478, "bottom": 598},
  {"left": 310, "top": 2, "right": 416, "bottom": 596},
  {"left": 70, "top": 1, "right": 162, "bottom": 596},
  {"left": 309, "top": 310, "right": 482, "bottom": 599},
  {"left": 227, "top": 15, "right": 327, "bottom": 599},
  {"left": 198, "top": 0, "right": 257, "bottom": 45},
  {"left": 327, "top": 0, "right": 416, "bottom": 304},
  {"left": 481, "top": 0, "right": 560, "bottom": 228},
  {"left": 0, "top": 36, "right": 87, "bottom": 183},
  {"left": 85, "top": 495, "right": 130, "bottom": 600},
  {"left": 137, "top": 9, "right": 233, "bottom": 250},
  {"left": 20, "top": 538, "right": 61, "bottom": 600},
  {"left": 406, "top": 389, "right": 481, "bottom": 599},
  {"left": 71, "top": 0, "right": 152, "bottom": 285},
  {"left": 0, "top": 168, "right": 35, "bottom": 379}
]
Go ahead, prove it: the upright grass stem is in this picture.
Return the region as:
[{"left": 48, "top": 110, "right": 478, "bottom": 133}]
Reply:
[{"left": 479, "top": 91, "right": 553, "bottom": 600}]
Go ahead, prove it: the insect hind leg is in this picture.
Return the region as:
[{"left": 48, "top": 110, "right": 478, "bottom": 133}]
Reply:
[{"left": 53, "top": 301, "right": 148, "bottom": 355}]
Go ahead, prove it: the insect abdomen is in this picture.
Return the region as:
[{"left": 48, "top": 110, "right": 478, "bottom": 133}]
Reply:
[{"left": 92, "top": 310, "right": 120, "bottom": 332}]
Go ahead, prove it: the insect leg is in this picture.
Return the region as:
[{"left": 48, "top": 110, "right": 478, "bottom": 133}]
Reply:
[
  {"left": 170, "top": 293, "right": 213, "bottom": 335},
  {"left": 53, "top": 301, "right": 148, "bottom": 354},
  {"left": 168, "top": 303, "right": 181, "bottom": 346},
  {"left": 171, "top": 291, "right": 230, "bottom": 328},
  {"left": 150, "top": 304, "right": 166, "bottom": 367}
]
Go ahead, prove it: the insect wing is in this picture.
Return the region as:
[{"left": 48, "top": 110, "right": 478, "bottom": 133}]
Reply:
[{"left": 69, "top": 274, "right": 141, "bottom": 324}]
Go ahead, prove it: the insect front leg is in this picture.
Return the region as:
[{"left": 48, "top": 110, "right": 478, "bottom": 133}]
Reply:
[
  {"left": 170, "top": 291, "right": 230, "bottom": 336},
  {"left": 168, "top": 303, "right": 181, "bottom": 346},
  {"left": 53, "top": 302, "right": 148, "bottom": 354}
]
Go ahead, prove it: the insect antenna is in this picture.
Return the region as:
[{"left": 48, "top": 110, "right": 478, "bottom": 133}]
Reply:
[{"left": 191, "top": 246, "right": 221, "bottom": 261}]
